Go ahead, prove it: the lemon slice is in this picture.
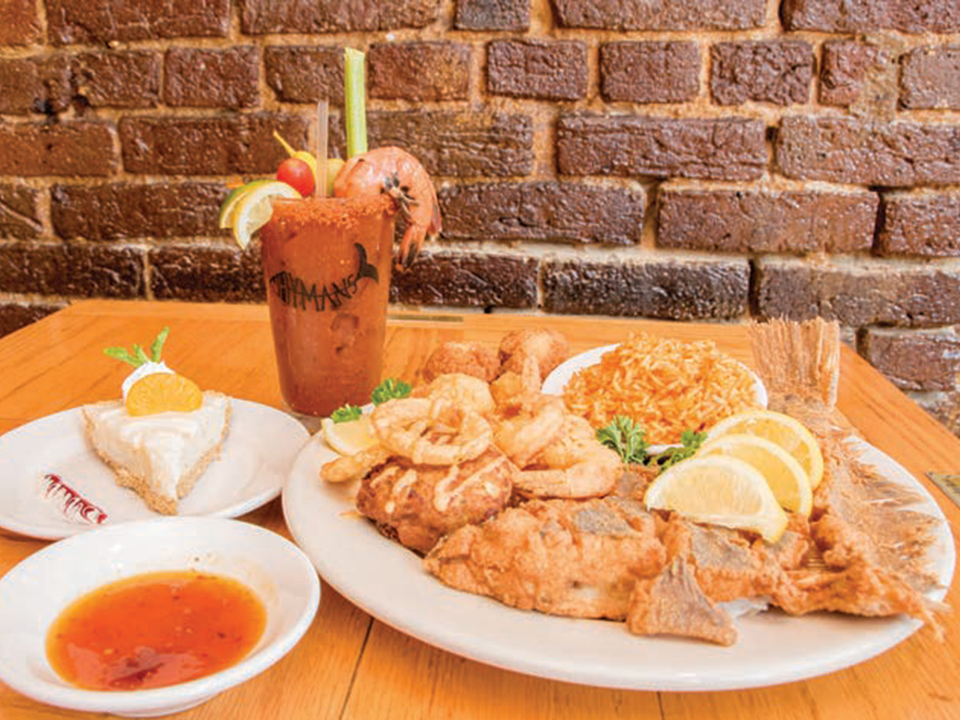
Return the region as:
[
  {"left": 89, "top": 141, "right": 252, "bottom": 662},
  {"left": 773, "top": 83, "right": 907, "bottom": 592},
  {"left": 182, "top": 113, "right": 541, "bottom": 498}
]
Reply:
[
  {"left": 645, "top": 456, "right": 789, "bottom": 542},
  {"left": 698, "top": 434, "right": 812, "bottom": 516},
  {"left": 230, "top": 181, "right": 301, "bottom": 249},
  {"left": 707, "top": 410, "right": 824, "bottom": 490},
  {"left": 321, "top": 416, "right": 378, "bottom": 456},
  {"left": 218, "top": 179, "right": 275, "bottom": 229},
  {"left": 126, "top": 374, "right": 203, "bottom": 416}
]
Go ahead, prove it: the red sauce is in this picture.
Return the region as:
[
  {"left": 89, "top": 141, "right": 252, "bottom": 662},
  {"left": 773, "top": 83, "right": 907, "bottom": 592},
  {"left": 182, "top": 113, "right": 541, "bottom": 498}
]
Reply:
[{"left": 46, "top": 570, "right": 266, "bottom": 691}]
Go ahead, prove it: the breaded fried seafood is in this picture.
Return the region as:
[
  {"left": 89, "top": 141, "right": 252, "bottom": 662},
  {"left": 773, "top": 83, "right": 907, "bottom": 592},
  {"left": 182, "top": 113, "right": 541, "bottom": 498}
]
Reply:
[
  {"left": 422, "top": 341, "right": 500, "bottom": 383},
  {"left": 412, "top": 373, "right": 495, "bottom": 416},
  {"left": 356, "top": 448, "right": 515, "bottom": 554},
  {"left": 499, "top": 328, "right": 570, "bottom": 379}
]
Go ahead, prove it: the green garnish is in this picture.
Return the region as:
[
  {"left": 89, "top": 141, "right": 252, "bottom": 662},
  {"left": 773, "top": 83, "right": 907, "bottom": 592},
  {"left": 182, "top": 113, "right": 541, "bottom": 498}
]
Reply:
[
  {"left": 647, "top": 430, "right": 709, "bottom": 473},
  {"left": 104, "top": 327, "right": 170, "bottom": 368},
  {"left": 344, "top": 48, "right": 367, "bottom": 158},
  {"left": 371, "top": 378, "right": 412, "bottom": 405},
  {"left": 597, "top": 415, "right": 649, "bottom": 465},
  {"left": 598, "top": 416, "right": 707, "bottom": 473},
  {"left": 331, "top": 405, "right": 363, "bottom": 423}
]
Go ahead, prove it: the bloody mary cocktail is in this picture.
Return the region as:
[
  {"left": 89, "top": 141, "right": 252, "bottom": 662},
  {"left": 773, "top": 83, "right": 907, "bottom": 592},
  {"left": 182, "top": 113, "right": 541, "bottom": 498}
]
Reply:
[{"left": 259, "top": 194, "right": 397, "bottom": 417}]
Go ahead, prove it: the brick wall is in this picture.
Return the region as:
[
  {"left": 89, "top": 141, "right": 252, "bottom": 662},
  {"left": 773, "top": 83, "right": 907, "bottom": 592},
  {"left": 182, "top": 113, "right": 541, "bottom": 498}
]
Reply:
[{"left": 2, "top": 0, "right": 960, "bottom": 431}]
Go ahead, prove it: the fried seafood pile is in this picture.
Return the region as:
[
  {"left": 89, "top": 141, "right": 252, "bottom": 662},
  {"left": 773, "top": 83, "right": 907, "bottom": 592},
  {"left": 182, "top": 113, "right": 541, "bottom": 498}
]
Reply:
[{"left": 321, "top": 323, "right": 947, "bottom": 647}]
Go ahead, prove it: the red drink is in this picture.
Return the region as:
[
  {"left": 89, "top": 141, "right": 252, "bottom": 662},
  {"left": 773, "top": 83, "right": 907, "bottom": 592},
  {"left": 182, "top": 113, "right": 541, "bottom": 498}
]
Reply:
[{"left": 259, "top": 194, "right": 397, "bottom": 417}]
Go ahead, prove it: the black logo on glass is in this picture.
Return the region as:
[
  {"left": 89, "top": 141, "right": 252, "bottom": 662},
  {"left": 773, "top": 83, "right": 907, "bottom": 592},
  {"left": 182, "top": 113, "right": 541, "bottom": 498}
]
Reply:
[{"left": 269, "top": 243, "right": 379, "bottom": 312}]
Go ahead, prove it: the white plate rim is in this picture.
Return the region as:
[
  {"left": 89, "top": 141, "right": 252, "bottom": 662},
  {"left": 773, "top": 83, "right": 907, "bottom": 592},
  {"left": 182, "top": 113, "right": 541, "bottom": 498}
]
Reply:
[
  {"left": 282, "top": 435, "right": 954, "bottom": 692},
  {"left": 0, "top": 399, "right": 309, "bottom": 540}
]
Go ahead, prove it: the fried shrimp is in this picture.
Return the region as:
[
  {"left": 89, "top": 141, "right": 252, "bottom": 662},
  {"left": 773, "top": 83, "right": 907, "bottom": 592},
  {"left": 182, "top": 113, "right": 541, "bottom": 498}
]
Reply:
[
  {"left": 513, "top": 415, "right": 622, "bottom": 499},
  {"left": 321, "top": 445, "right": 392, "bottom": 483},
  {"left": 490, "top": 355, "right": 541, "bottom": 413},
  {"left": 412, "top": 373, "right": 496, "bottom": 416},
  {"left": 372, "top": 397, "right": 493, "bottom": 465},
  {"left": 494, "top": 395, "right": 566, "bottom": 468}
]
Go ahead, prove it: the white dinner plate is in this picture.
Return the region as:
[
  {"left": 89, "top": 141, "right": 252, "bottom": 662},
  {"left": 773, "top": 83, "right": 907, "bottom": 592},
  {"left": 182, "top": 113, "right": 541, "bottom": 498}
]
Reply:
[
  {"left": 0, "top": 516, "right": 320, "bottom": 717},
  {"left": 283, "top": 435, "right": 954, "bottom": 691},
  {"left": 0, "top": 400, "right": 309, "bottom": 540}
]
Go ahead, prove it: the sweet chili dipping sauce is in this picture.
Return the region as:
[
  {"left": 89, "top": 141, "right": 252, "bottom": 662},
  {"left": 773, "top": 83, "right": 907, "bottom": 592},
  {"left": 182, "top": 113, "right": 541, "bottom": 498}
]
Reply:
[{"left": 46, "top": 570, "right": 266, "bottom": 691}]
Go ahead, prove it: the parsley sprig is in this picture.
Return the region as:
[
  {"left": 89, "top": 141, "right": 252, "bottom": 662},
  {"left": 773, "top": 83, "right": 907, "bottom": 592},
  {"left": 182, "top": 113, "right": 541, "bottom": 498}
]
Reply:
[
  {"left": 330, "top": 377, "right": 413, "bottom": 423},
  {"left": 597, "top": 415, "right": 707, "bottom": 473}
]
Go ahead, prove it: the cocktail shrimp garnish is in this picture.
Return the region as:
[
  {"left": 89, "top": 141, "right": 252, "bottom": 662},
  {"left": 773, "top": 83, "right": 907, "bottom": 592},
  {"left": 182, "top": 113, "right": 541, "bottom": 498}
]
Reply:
[{"left": 334, "top": 147, "right": 441, "bottom": 271}]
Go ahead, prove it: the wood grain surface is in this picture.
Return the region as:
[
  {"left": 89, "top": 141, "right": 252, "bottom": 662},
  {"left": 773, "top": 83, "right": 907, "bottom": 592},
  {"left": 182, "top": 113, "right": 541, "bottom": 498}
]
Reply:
[{"left": 0, "top": 301, "right": 956, "bottom": 720}]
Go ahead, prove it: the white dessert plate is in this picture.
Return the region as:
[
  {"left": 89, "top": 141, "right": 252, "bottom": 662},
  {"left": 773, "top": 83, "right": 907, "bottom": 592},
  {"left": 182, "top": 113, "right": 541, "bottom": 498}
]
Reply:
[
  {"left": 0, "top": 400, "right": 308, "bottom": 540},
  {"left": 0, "top": 516, "right": 320, "bottom": 717},
  {"left": 283, "top": 435, "right": 953, "bottom": 692}
]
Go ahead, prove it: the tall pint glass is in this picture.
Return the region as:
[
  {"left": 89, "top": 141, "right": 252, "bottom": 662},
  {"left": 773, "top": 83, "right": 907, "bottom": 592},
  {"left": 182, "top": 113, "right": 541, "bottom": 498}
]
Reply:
[{"left": 259, "top": 194, "right": 397, "bottom": 417}]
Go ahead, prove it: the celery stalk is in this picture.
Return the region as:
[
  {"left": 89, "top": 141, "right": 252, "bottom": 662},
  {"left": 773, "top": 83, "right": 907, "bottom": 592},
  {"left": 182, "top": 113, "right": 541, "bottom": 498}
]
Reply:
[{"left": 344, "top": 48, "right": 368, "bottom": 159}]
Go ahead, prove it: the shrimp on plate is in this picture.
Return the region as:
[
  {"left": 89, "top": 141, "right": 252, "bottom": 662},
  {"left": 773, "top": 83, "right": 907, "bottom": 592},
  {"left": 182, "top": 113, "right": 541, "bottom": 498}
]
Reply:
[
  {"left": 371, "top": 397, "right": 493, "bottom": 466},
  {"left": 334, "top": 147, "right": 441, "bottom": 270}
]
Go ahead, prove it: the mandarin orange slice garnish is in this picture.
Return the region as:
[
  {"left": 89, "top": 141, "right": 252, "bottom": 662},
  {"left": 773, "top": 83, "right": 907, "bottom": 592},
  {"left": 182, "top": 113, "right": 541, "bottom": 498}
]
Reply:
[{"left": 126, "top": 374, "right": 203, "bottom": 416}]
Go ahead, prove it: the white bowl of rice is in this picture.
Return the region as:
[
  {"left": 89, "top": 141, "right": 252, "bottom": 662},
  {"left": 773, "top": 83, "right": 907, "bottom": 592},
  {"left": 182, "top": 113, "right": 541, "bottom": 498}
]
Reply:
[{"left": 542, "top": 336, "right": 767, "bottom": 447}]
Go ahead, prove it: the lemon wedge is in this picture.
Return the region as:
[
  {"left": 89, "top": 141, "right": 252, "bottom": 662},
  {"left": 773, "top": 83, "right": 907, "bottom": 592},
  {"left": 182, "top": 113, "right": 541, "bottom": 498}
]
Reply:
[
  {"left": 126, "top": 373, "right": 203, "bottom": 416},
  {"left": 706, "top": 410, "right": 824, "bottom": 490},
  {"left": 229, "top": 181, "right": 301, "bottom": 249},
  {"left": 698, "top": 434, "right": 812, "bottom": 516},
  {"left": 645, "top": 456, "right": 789, "bottom": 542},
  {"left": 321, "top": 416, "right": 377, "bottom": 456},
  {"left": 218, "top": 179, "right": 275, "bottom": 229}
]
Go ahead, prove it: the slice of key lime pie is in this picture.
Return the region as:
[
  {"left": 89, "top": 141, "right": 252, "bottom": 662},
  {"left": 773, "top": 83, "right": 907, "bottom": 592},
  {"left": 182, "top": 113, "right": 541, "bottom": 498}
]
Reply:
[{"left": 82, "top": 328, "right": 231, "bottom": 514}]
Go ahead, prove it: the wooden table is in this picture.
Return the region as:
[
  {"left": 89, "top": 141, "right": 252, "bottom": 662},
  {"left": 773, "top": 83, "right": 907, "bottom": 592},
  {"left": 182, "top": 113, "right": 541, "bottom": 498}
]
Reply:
[{"left": 1, "top": 300, "right": 957, "bottom": 720}]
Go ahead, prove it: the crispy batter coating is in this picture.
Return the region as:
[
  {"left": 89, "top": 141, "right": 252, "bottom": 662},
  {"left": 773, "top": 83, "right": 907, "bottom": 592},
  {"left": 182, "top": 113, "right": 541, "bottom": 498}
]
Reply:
[
  {"left": 425, "top": 498, "right": 665, "bottom": 620},
  {"left": 356, "top": 448, "right": 514, "bottom": 555},
  {"left": 422, "top": 341, "right": 500, "bottom": 383},
  {"left": 498, "top": 329, "right": 571, "bottom": 379}
]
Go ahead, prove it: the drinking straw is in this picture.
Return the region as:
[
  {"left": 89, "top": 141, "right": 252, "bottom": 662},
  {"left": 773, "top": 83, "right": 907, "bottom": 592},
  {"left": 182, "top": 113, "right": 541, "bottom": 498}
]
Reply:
[
  {"left": 344, "top": 48, "right": 367, "bottom": 159},
  {"left": 316, "top": 98, "right": 329, "bottom": 198}
]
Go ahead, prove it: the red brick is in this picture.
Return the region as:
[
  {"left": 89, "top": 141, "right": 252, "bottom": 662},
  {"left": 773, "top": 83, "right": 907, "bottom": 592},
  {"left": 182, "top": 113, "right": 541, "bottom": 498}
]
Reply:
[
  {"left": 369, "top": 42, "right": 471, "bottom": 102},
  {"left": 754, "top": 257, "right": 960, "bottom": 327},
  {"left": 0, "top": 185, "right": 42, "bottom": 239},
  {"left": 711, "top": 42, "right": 813, "bottom": 107},
  {"left": 240, "top": 0, "right": 437, "bottom": 33},
  {"left": 819, "top": 41, "right": 892, "bottom": 107},
  {"left": 72, "top": 51, "right": 161, "bottom": 109},
  {"left": 165, "top": 47, "right": 259, "bottom": 110},
  {"left": 391, "top": 251, "right": 538, "bottom": 308},
  {"left": 0, "top": 243, "right": 143, "bottom": 297},
  {"left": 119, "top": 115, "right": 309, "bottom": 176},
  {"left": 51, "top": 182, "right": 227, "bottom": 241},
  {"left": 455, "top": 0, "right": 529, "bottom": 30},
  {"left": 487, "top": 40, "right": 587, "bottom": 101},
  {"left": 149, "top": 245, "right": 263, "bottom": 302},
  {"left": 0, "top": 122, "right": 116, "bottom": 177},
  {"left": 861, "top": 327, "right": 960, "bottom": 392},
  {"left": 777, "top": 116, "right": 960, "bottom": 187},
  {"left": 782, "top": 0, "right": 960, "bottom": 33},
  {"left": 557, "top": 115, "right": 767, "bottom": 181},
  {"left": 47, "top": 0, "right": 230, "bottom": 45},
  {"left": 0, "top": 0, "right": 42, "bottom": 45},
  {"left": 551, "top": 0, "right": 764, "bottom": 29},
  {"left": 439, "top": 182, "right": 644, "bottom": 245},
  {"left": 901, "top": 47, "right": 960, "bottom": 110},
  {"left": 265, "top": 47, "right": 344, "bottom": 105},
  {"left": 0, "top": 56, "right": 71, "bottom": 115},
  {"left": 0, "top": 301, "right": 65, "bottom": 339},
  {"left": 368, "top": 112, "right": 533, "bottom": 177},
  {"left": 658, "top": 189, "right": 877, "bottom": 254},
  {"left": 543, "top": 257, "right": 749, "bottom": 319},
  {"left": 600, "top": 43, "right": 699, "bottom": 104},
  {"left": 877, "top": 192, "right": 960, "bottom": 257}
]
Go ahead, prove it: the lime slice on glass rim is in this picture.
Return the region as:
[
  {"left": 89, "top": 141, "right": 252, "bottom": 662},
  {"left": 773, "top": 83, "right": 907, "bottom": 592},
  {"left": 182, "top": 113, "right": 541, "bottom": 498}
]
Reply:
[
  {"left": 218, "top": 179, "right": 276, "bottom": 229},
  {"left": 226, "top": 181, "right": 302, "bottom": 249}
]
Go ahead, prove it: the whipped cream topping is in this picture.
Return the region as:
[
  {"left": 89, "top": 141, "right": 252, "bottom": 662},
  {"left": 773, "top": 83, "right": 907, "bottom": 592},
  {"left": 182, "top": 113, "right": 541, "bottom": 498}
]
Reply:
[{"left": 122, "top": 361, "right": 174, "bottom": 401}]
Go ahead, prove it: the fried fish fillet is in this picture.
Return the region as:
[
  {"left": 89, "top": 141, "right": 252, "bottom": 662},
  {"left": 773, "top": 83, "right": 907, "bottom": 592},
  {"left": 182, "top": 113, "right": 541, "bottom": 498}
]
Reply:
[{"left": 424, "top": 498, "right": 665, "bottom": 620}]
